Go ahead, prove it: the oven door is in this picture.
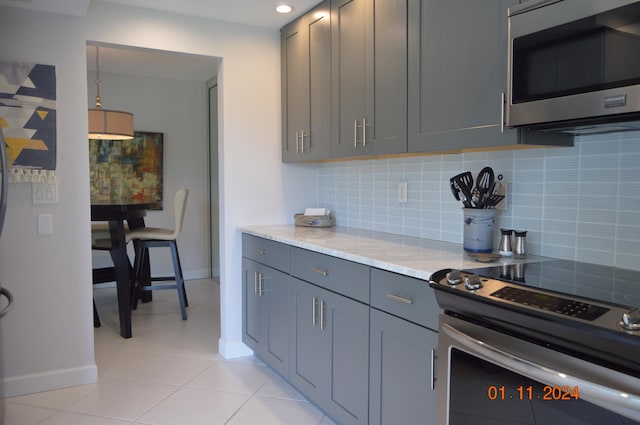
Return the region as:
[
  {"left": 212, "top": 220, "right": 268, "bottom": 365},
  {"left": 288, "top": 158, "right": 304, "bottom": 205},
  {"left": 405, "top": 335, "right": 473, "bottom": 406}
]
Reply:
[{"left": 436, "top": 314, "right": 640, "bottom": 425}]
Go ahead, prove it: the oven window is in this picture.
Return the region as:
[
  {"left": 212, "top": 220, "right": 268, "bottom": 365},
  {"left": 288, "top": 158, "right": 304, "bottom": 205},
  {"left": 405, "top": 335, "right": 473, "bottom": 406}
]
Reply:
[
  {"left": 512, "top": 2, "right": 640, "bottom": 103},
  {"left": 449, "top": 348, "right": 640, "bottom": 425}
]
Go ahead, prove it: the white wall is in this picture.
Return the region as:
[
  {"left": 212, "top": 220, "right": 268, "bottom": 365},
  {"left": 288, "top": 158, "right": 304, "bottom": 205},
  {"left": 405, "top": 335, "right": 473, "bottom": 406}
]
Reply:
[
  {"left": 89, "top": 71, "right": 210, "bottom": 279},
  {"left": 0, "top": 9, "right": 97, "bottom": 396},
  {"left": 0, "top": 1, "right": 317, "bottom": 397}
]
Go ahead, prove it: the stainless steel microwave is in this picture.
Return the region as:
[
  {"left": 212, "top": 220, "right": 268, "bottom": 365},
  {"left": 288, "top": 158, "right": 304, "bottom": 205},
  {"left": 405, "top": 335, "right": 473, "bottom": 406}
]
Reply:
[{"left": 507, "top": 0, "right": 640, "bottom": 134}]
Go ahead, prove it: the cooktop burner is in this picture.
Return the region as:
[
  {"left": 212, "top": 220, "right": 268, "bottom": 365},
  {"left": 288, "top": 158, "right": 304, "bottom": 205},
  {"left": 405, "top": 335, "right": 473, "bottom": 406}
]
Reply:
[{"left": 463, "top": 259, "right": 640, "bottom": 308}]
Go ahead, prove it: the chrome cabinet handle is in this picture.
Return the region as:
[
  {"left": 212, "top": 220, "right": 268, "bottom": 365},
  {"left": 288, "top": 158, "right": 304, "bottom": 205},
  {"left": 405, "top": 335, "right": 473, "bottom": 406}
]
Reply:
[
  {"left": 430, "top": 349, "right": 436, "bottom": 390},
  {"left": 354, "top": 120, "right": 359, "bottom": 148},
  {"left": 312, "top": 296, "right": 318, "bottom": 327},
  {"left": 300, "top": 130, "right": 306, "bottom": 153},
  {"left": 256, "top": 249, "right": 267, "bottom": 255},
  {"left": 295, "top": 131, "right": 300, "bottom": 153},
  {"left": 254, "top": 271, "right": 259, "bottom": 295},
  {"left": 320, "top": 300, "right": 326, "bottom": 330},
  {"left": 362, "top": 118, "right": 367, "bottom": 147},
  {"left": 500, "top": 92, "right": 505, "bottom": 133},
  {"left": 386, "top": 293, "right": 414, "bottom": 304},
  {"left": 311, "top": 267, "right": 329, "bottom": 276},
  {"left": 258, "top": 272, "right": 264, "bottom": 296}
]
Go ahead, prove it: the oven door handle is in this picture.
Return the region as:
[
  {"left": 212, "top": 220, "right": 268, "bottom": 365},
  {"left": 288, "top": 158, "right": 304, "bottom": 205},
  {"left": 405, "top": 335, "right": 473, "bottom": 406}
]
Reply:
[{"left": 442, "top": 323, "right": 640, "bottom": 422}]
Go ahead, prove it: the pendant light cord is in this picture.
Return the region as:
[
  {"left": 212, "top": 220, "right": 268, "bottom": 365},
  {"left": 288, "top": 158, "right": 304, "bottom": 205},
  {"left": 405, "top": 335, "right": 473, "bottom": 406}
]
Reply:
[{"left": 94, "top": 46, "right": 102, "bottom": 110}]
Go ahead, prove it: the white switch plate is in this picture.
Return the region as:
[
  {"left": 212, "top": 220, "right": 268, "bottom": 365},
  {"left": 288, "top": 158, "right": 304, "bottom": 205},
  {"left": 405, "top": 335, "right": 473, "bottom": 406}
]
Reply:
[
  {"left": 37, "top": 214, "right": 53, "bottom": 235},
  {"left": 398, "top": 181, "right": 408, "bottom": 203},
  {"left": 32, "top": 181, "right": 58, "bottom": 204}
]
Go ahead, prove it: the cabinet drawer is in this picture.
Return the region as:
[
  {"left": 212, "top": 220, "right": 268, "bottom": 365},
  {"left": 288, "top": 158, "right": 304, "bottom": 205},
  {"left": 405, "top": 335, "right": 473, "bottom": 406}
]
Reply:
[
  {"left": 290, "top": 247, "right": 369, "bottom": 303},
  {"left": 242, "top": 234, "right": 289, "bottom": 272},
  {"left": 370, "top": 268, "right": 439, "bottom": 330}
]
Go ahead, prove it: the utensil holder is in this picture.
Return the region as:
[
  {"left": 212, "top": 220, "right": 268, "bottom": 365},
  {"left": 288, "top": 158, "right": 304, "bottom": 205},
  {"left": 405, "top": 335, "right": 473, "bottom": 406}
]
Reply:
[{"left": 463, "top": 208, "right": 497, "bottom": 253}]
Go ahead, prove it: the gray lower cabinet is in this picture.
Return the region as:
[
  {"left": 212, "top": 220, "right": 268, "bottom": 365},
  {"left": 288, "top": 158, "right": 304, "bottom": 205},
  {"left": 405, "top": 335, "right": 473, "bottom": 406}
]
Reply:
[
  {"left": 242, "top": 258, "right": 290, "bottom": 378},
  {"left": 242, "top": 234, "right": 441, "bottom": 425},
  {"left": 369, "top": 309, "right": 437, "bottom": 425},
  {"left": 369, "top": 268, "right": 439, "bottom": 425},
  {"left": 290, "top": 276, "right": 369, "bottom": 425}
]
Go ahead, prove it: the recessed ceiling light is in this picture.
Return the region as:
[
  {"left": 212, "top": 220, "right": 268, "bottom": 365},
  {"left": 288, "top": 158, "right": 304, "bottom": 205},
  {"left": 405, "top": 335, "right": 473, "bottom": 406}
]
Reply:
[{"left": 276, "top": 4, "right": 293, "bottom": 14}]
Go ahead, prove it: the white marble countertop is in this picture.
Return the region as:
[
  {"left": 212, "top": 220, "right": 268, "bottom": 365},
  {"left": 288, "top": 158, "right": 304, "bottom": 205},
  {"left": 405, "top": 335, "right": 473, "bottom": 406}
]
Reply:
[{"left": 239, "top": 225, "right": 550, "bottom": 281}]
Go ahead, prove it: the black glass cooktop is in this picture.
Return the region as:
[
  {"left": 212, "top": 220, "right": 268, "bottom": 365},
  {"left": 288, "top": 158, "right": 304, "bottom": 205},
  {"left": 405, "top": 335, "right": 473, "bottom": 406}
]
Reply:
[{"left": 463, "top": 259, "right": 640, "bottom": 309}]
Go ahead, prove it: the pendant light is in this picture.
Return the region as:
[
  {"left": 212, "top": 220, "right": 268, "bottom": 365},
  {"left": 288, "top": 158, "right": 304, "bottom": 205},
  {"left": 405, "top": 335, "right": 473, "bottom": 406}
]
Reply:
[{"left": 88, "top": 46, "right": 134, "bottom": 140}]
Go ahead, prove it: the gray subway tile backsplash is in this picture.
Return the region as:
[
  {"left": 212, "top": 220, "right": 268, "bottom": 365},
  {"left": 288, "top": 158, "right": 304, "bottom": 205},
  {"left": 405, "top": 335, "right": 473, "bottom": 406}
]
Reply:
[{"left": 318, "top": 131, "right": 640, "bottom": 270}]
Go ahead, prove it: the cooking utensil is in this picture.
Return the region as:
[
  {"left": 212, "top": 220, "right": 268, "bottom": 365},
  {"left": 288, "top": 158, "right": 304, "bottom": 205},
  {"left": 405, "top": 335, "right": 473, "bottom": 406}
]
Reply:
[
  {"left": 449, "top": 180, "right": 460, "bottom": 201},
  {"left": 476, "top": 167, "right": 494, "bottom": 196},
  {"left": 482, "top": 193, "right": 505, "bottom": 208},
  {"left": 451, "top": 172, "right": 474, "bottom": 207}
]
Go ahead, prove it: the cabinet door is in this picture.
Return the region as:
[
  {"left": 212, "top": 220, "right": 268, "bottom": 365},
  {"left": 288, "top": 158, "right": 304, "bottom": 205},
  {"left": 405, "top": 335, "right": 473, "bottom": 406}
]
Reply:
[
  {"left": 331, "top": 0, "right": 407, "bottom": 158},
  {"left": 242, "top": 258, "right": 264, "bottom": 352},
  {"left": 408, "top": 0, "right": 520, "bottom": 152},
  {"left": 366, "top": 0, "right": 408, "bottom": 156},
  {"left": 262, "top": 265, "right": 290, "bottom": 378},
  {"left": 281, "top": 1, "right": 331, "bottom": 162},
  {"left": 290, "top": 277, "right": 369, "bottom": 425},
  {"left": 324, "top": 288, "right": 369, "bottom": 425},
  {"left": 369, "top": 308, "right": 438, "bottom": 425},
  {"left": 290, "top": 277, "right": 331, "bottom": 402},
  {"left": 242, "top": 258, "right": 290, "bottom": 377}
]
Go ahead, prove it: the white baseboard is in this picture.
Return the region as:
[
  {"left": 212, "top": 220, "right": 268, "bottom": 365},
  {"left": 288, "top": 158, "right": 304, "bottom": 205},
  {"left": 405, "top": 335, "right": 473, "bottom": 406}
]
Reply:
[
  {"left": 218, "top": 338, "right": 253, "bottom": 359},
  {"left": 1, "top": 364, "right": 98, "bottom": 398}
]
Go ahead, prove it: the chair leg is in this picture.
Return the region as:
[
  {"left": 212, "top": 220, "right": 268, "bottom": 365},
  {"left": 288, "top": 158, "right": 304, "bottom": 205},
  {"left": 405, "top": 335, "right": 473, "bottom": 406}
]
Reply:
[
  {"left": 93, "top": 299, "right": 101, "bottom": 328},
  {"left": 131, "top": 244, "right": 146, "bottom": 310},
  {"left": 172, "top": 242, "right": 188, "bottom": 307},
  {"left": 170, "top": 241, "right": 188, "bottom": 320}
]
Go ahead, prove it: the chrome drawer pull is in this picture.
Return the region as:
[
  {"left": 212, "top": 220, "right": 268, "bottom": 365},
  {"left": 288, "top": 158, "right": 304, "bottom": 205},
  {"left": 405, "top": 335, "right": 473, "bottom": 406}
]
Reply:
[
  {"left": 386, "top": 293, "right": 414, "bottom": 304},
  {"left": 311, "top": 267, "right": 329, "bottom": 276},
  {"left": 256, "top": 249, "right": 267, "bottom": 255}
]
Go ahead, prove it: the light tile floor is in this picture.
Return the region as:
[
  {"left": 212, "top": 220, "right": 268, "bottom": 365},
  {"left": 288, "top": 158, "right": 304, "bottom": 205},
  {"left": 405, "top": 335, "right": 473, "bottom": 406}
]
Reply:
[{"left": 5, "top": 279, "right": 338, "bottom": 425}]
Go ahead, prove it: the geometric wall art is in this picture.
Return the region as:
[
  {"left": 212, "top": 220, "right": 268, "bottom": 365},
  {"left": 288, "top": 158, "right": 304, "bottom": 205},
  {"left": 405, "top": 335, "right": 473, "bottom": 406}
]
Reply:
[
  {"left": 0, "top": 62, "right": 57, "bottom": 179},
  {"left": 89, "top": 131, "right": 163, "bottom": 209}
]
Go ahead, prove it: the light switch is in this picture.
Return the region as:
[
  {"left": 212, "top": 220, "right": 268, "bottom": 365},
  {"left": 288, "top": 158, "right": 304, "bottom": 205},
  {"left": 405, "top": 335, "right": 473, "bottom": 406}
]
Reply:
[
  {"left": 32, "top": 181, "right": 58, "bottom": 204},
  {"left": 37, "top": 214, "right": 53, "bottom": 235}
]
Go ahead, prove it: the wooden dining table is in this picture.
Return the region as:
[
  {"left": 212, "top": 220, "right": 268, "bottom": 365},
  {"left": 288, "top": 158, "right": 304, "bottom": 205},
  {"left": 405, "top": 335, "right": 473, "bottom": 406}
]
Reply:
[{"left": 91, "top": 199, "right": 162, "bottom": 338}]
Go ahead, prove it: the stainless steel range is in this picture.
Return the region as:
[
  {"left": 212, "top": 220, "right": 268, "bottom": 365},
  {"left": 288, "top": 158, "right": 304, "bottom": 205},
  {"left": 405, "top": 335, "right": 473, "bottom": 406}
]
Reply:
[{"left": 429, "top": 260, "right": 640, "bottom": 425}]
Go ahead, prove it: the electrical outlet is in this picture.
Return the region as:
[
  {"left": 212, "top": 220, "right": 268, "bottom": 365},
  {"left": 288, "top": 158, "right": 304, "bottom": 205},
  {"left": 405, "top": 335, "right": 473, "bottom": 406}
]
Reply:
[{"left": 398, "top": 181, "right": 408, "bottom": 203}]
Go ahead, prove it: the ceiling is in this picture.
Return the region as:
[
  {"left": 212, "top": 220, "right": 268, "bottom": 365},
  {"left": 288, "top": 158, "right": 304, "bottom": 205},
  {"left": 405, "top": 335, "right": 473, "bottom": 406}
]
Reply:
[
  {"left": 0, "top": 0, "right": 318, "bottom": 29},
  {"left": 1, "top": 0, "right": 319, "bottom": 82}
]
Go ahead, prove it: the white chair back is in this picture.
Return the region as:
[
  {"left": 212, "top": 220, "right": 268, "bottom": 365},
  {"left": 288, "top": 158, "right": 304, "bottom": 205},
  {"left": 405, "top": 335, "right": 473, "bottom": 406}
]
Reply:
[{"left": 173, "top": 188, "right": 189, "bottom": 238}]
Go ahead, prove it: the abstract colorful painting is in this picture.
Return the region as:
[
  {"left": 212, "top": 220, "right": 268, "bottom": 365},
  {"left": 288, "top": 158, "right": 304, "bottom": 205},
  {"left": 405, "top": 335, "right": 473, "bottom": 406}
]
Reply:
[
  {"left": 89, "top": 131, "right": 163, "bottom": 209},
  {"left": 0, "top": 62, "right": 57, "bottom": 171}
]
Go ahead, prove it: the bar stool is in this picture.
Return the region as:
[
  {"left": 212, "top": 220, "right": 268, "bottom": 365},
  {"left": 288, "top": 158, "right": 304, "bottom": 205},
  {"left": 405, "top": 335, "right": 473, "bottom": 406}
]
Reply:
[
  {"left": 126, "top": 188, "right": 189, "bottom": 320},
  {"left": 91, "top": 222, "right": 129, "bottom": 327}
]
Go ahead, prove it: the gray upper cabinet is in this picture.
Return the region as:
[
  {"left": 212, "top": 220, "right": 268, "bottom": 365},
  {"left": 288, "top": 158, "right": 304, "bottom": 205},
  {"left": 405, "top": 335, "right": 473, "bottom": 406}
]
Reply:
[
  {"left": 331, "top": 0, "right": 408, "bottom": 158},
  {"left": 407, "top": 0, "right": 571, "bottom": 152},
  {"left": 281, "top": 1, "right": 332, "bottom": 162}
]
